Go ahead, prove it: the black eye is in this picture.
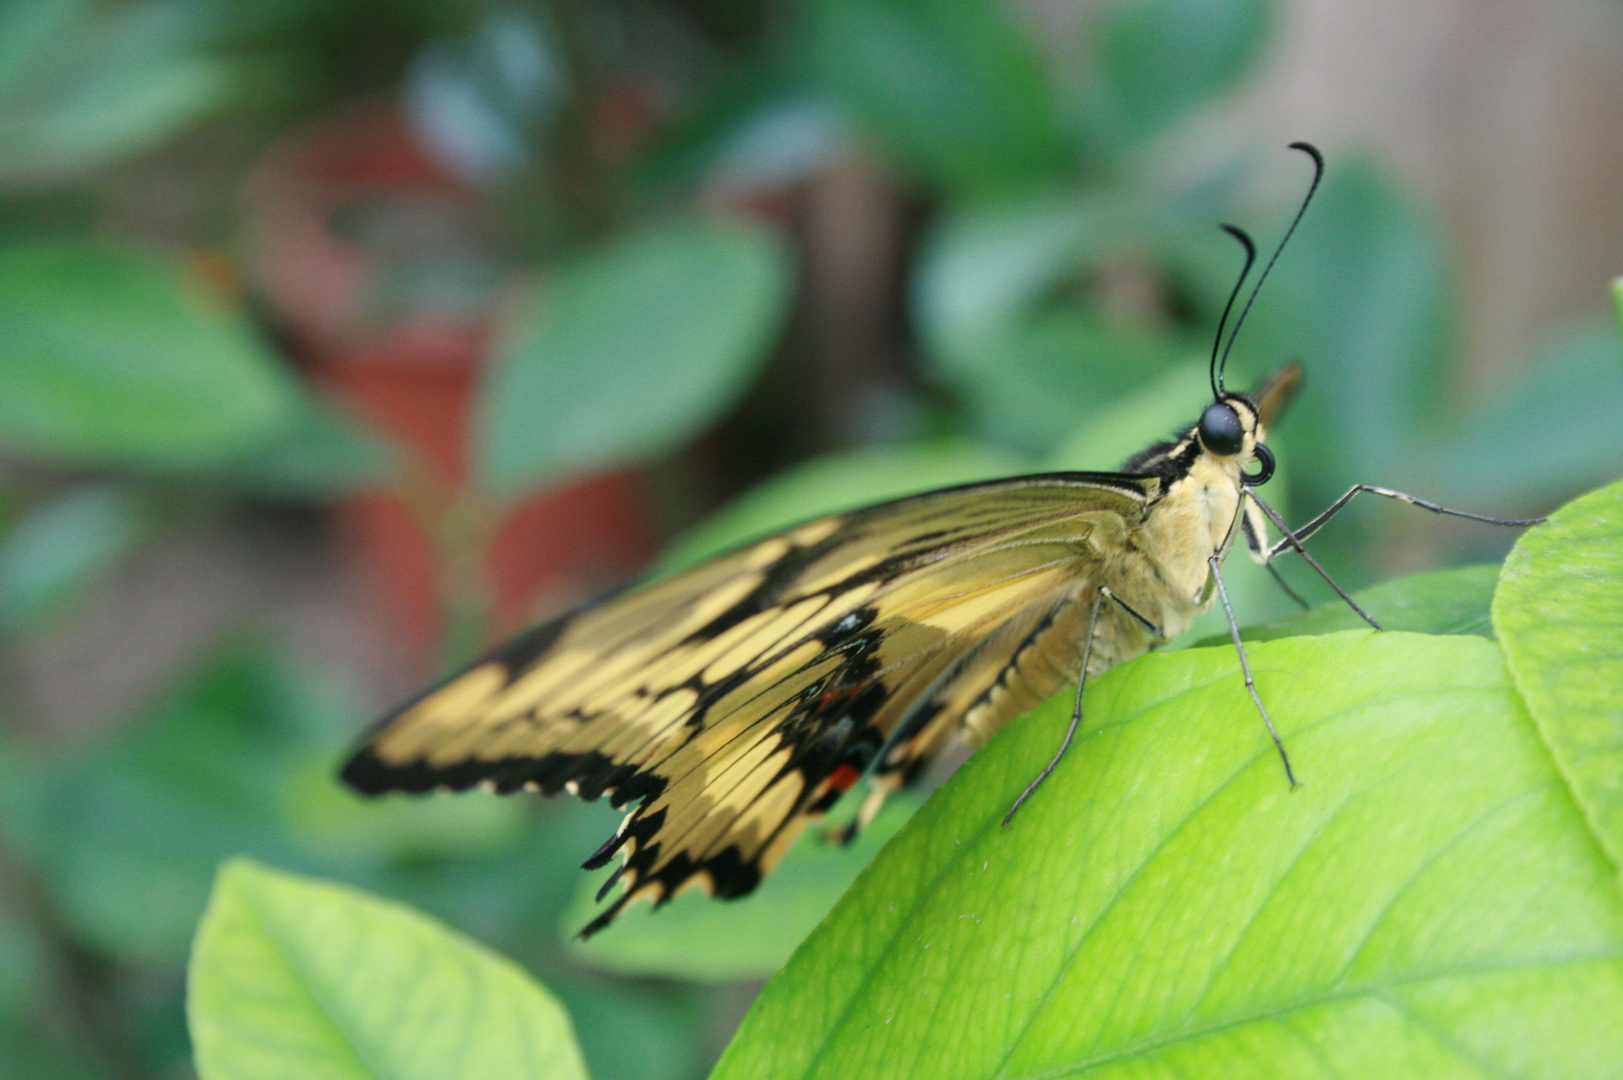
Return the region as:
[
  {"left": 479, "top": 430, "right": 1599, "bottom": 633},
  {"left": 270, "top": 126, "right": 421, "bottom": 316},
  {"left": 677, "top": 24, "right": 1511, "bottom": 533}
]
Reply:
[{"left": 1199, "top": 403, "right": 1245, "bottom": 456}]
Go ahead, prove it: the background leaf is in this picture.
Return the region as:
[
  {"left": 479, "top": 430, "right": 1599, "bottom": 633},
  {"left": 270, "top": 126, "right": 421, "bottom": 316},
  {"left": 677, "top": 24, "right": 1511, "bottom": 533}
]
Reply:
[
  {"left": 714, "top": 633, "right": 1623, "bottom": 1079},
  {"left": 655, "top": 439, "right": 1023, "bottom": 574},
  {"left": 0, "top": 0, "right": 240, "bottom": 183},
  {"left": 1433, "top": 321, "right": 1623, "bottom": 509},
  {"left": 1085, "top": 0, "right": 1273, "bottom": 148},
  {"left": 1494, "top": 477, "right": 1623, "bottom": 877},
  {"left": 0, "top": 239, "right": 301, "bottom": 469},
  {"left": 188, "top": 859, "right": 588, "bottom": 1080},
  {"left": 0, "top": 484, "right": 148, "bottom": 631},
  {"left": 476, "top": 218, "right": 793, "bottom": 496},
  {"left": 800, "top": 0, "right": 1069, "bottom": 194}
]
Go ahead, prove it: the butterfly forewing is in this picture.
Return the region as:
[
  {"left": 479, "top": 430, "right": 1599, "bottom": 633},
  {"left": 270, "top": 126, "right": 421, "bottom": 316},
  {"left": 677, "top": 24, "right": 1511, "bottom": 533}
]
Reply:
[{"left": 343, "top": 472, "right": 1158, "bottom": 932}]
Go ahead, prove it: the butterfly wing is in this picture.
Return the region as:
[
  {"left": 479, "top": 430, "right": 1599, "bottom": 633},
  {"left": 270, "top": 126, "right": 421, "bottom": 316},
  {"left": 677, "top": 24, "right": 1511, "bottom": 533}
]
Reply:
[{"left": 342, "top": 472, "right": 1158, "bottom": 934}]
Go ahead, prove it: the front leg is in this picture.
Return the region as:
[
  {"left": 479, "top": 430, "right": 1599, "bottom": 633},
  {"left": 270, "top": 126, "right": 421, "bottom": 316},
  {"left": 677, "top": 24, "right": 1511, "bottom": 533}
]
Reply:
[
  {"left": 1242, "top": 511, "right": 1311, "bottom": 610},
  {"left": 1209, "top": 553, "right": 1298, "bottom": 786},
  {"left": 1266, "top": 484, "right": 1545, "bottom": 558},
  {"left": 1245, "top": 488, "right": 1383, "bottom": 629}
]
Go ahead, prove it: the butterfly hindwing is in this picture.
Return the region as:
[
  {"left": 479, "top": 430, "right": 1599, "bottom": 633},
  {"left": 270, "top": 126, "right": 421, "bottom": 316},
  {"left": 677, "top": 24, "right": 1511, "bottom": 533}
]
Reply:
[{"left": 342, "top": 472, "right": 1158, "bottom": 933}]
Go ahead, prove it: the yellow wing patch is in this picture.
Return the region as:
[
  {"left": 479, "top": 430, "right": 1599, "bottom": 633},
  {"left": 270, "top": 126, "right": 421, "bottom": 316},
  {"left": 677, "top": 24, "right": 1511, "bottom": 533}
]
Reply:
[{"left": 342, "top": 472, "right": 1156, "bottom": 935}]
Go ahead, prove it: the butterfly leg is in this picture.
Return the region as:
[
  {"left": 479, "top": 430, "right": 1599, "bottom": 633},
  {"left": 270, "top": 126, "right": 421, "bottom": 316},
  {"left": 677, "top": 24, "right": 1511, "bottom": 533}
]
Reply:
[
  {"left": 1209, "top": 553, "right": 1298, "bottom": 787},
  {"left": 1002, "top": 588, "right": 1111, "bottom": 826},
  {"left": 1245, "top": 489, "right": 1382, "bottom": 630},
  {"left": 1242, "top": 513, "right": 1311, "bottom": 610},
  {"left": 1272, "top": 484, "right": 1546, "bottom": 551}
]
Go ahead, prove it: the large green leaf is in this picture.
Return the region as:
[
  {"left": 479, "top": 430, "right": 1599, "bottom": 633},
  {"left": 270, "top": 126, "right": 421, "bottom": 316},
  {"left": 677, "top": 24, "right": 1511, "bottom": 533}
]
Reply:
[
  {"left": 1043, "top": 360, "right": 1211, "bottom": 473},
  {"left": 1494, "top": 478, "right": 1623, "bottom": 877},
  {"left": 477, "top": 219, "right": 792, "bottom": 496},
  {"left": 800, "top": 0, "right": 1069, "bottom": 194},
  {"left": 189, "top": 859, "right": 587, "bottom": 1080},
  {"left": 914, "top": 194, "right": 1108, "bottom": 357},
  {"left": 0, "top": 239, "right": 301, "bottom": 469},
  {"left": 714, "top": 632, "right": 1623, "bottom": 1078}
]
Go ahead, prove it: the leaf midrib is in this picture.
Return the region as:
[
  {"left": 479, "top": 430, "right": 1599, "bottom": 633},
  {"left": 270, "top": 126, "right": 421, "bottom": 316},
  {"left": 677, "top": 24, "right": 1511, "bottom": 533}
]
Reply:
[
  {"left": 782, "top": 659, "right": 1539, "bottom": 1080},
  {"left": 239, "top": 882, "right": 389, "bottom": 1080}
]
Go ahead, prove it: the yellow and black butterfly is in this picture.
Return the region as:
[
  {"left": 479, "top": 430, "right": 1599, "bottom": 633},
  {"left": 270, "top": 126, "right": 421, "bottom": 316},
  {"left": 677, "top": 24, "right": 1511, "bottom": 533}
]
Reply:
[{"left": 341, "top": 144, "right": 1541, "bottom": 936}]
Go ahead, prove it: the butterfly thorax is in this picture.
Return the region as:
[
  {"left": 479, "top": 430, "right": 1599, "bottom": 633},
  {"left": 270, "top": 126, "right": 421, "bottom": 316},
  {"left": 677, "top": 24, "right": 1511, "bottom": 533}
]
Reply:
[{"left": 1117, "top": 394, "right": 1272, "bottom": 642}]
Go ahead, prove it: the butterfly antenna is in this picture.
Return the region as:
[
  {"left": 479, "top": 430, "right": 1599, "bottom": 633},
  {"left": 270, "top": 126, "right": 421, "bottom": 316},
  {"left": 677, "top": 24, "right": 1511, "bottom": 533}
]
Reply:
[
  {"left": 1216, "top": 141, "right": 1325, "bottom": 394},
  {"left": 1210, "top": 224, "right": 1257, "bottom": 398}
]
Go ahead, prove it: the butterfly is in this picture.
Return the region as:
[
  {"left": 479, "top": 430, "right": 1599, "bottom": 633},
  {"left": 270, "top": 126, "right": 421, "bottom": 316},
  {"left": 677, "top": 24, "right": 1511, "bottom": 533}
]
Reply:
[{"left": 340, "top": 143, "right": 1542, "bottom": 936}]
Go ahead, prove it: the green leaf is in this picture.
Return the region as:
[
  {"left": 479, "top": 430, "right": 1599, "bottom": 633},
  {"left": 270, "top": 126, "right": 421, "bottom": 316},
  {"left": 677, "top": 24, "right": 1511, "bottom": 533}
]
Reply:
[
  {"left": 1494, "top": 478, "right": 1623, "bottom": 878},
  {"left": 1230, "top": 562, "right": 1501, "bottom": 644},
  {"left": 1085, "top": 0, "right": 1273, "bottom": 148},
  {"left": 0, "top": 484, "right": 147, "bottom": 631},
  {"left": 477, "top": 219, "right": 792, "bottom": 495},
  {"left": 205, "top": 397, "right": 395, "bottom": 498},
  {"left": 0, "top": 1016, "right": 107, "bottom": 1080},
  {"left": 914, "top": 193, "right": 1107, "bottom": 355},
  {"left": 189, "top": 859, "right": 588, "bottom": 1080},
  {"left": 1044, "top": 359, "right": 1213, "bottom": 472},
  {"left": 945, "top": 311, "right": 1183, "bottom": 451},
  {"left": 800, "top": 0, "right": 1070, "bottom": 194},
  {"left": 569, "top": 795, "right": 918, "bottom": 983},
  {"left": 913, "top": 194, "right": 1190, "bottom": 450},
  {"left": 655, "top": 439, "right": 1024, "bottom": 575},
  {"left": 0, "top": 0, "right": 240, "bottom": 182},
  {"left": 714, "top": 632, "right": 1623, "bottom": 1078},
  {"left": 1432, "top": 321, "right": 1623, "bottom": 508},
  {"left": 0, "top": 239, "right": 301, "bottom": 469}
]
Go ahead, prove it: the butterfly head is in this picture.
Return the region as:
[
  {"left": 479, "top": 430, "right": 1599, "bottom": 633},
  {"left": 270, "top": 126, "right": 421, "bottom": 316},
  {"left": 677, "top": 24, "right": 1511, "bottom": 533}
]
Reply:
[
  {"left": 1194, "top": 141, "right": 1322, "bottom": 487},
  {"left": 1197, "top": 393, "right": 1274, "bottom": 485},
  {"left": 1117, "top": 365, "right": 1294, "bottom": 483}
]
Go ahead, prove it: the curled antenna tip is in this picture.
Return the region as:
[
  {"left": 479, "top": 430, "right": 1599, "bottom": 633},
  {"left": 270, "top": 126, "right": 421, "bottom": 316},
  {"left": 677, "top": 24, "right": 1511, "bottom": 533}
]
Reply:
[
  {"left": 1209, "top": 224, "right": 1258, "bottom": 398},
  {"left": 1288, "top": 141, "right": 1324, "bottom": 169},
  {"left": 1216, "top": 143, "right": 1327, "bottom": 393},
  {"left": 1219, "top": 224, "right": 1257, "bottom": 256}
]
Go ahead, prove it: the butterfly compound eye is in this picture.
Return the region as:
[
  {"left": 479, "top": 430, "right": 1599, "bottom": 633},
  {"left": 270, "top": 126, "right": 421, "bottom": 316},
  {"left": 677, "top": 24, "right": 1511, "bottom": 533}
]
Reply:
[{"left": 1198, "top": 402, "right": 1245, "bottom": 456}]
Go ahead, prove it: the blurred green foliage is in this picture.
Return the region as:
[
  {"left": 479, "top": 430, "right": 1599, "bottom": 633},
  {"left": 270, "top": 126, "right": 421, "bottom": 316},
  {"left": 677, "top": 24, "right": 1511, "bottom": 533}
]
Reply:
[
  {"left": 0, "top": 0, "right": 1618, "bottom": 1078},
  {"left": 477, "top": 218, "right": 793, "bottom": 495}
]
